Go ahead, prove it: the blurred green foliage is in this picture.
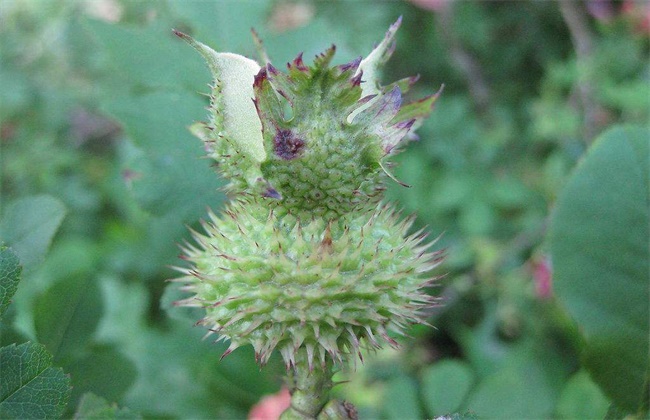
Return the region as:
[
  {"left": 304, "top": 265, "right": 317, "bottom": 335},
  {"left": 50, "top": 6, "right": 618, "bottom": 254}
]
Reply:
[
  {"left": 549, "top": 126, "right": 649, "bottom": 413},
  {"left": 1, "top": 247, "right": 71, "bottom": 418},
  {"left": 1, "top": 0, "right": 648, "bottom": 418}
]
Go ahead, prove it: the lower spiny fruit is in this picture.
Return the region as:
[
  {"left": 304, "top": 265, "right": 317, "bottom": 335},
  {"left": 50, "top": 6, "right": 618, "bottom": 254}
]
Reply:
[{"left": 174, "top": 198, "right": 442, "bottom": 368}]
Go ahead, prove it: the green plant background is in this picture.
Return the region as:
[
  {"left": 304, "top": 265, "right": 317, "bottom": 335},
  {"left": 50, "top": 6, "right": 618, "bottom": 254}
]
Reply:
[{"left": 1, "top": 0, "right": 648, "bottom": 418}]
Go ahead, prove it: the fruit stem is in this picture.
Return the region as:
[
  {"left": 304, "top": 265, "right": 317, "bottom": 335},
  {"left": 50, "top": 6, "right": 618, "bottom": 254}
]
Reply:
[{"left": 280, "top": 349, "right": 338, "bottom": 419}]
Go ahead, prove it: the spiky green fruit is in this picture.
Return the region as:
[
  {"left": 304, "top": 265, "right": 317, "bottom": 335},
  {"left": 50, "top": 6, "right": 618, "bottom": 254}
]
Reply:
[
  {"left": 173, "top": 18, "right": 442, "bottom": 370},
  {"left": 176, "top": 199, "right": 442, "bottom": 367}
]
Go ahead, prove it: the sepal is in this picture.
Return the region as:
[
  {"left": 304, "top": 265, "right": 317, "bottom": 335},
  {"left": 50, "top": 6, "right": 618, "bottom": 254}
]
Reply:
[
  {"left": 356, "top": 17, "right": 402, "bottom": 98},
  {"left": 392, "top": 85, "right": 444, "bottom": 136},
  {"left": 174, "top": 30, "right": 266, "bottom": 163}
]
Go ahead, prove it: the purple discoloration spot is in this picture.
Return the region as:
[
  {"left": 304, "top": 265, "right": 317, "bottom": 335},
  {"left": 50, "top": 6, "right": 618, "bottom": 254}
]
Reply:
[
  {"left": 395, "top": 119, "right": 415, "bottom": 130},
  {"left": 350, "top": 71, "right": 363, "bottom": 87},
  {"left": 338, "top": 57, "right": 362, "bottom": 73},
  {"left": 407, "top": 74, "right": 421, "bottom": 86},
  {"left": 274, "top": 129, "right": 305, "bottom": 160},
  {"left": 358, "top": 94, "right": 377, "bottom": 105},
  {"left": 263, "top": 186, "right": 282, "bottom": 200},
  {"left": 376, "top": 87, "right": 402, "bottom": 117},
  {"left": 267, "top": 62, "right": 279, "bottom": 75},
  {"left": 290, "top": 52, "right": 308, "bottom": 72},
  {"left": 253, "top": 67, "right": 268, "bottom": 89}
]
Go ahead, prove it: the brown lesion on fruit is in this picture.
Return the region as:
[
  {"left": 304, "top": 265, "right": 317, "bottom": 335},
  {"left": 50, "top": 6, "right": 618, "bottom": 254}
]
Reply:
[
  {"left": 319, "top": 224, "right": 333, "bottom": 254},
  {"left": 274, "top": 128, "right": 305, "bottom": 160}
]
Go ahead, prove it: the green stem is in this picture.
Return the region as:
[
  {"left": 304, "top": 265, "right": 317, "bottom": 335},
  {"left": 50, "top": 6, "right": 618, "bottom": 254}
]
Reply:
[
  {"left": 280, "top": 350, "right": 358, "bottom": 420},
  {"left": 280, "top": 349, "right": 334, "bottom": 420}
]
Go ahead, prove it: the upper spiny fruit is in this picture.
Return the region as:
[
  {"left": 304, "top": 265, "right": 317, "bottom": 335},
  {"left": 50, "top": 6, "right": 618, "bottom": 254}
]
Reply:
[
  {"left": 177, "top": 18, "right": 440, "bottom": 219},
  {"left": 172, "top": 17, "right": 443, "bottom": 370},
  {"left": 255, "top": 49, "right": 383, "bottom": 219}
]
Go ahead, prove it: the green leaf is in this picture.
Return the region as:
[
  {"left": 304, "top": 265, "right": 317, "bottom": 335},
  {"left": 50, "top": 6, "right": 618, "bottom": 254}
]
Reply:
[
  {"left": 74, "top": 393, "right": 141, "bottom": 420},
  {"left": 83, "top": 19, "right": 206, "bottom": 91},
  {"left": 34, "top": 273, "right": 103, "bottom": 360},
  {"left": 421, "top": 360, "right": 475, "bottom": 416},
  {"left": 65, "top": 345, "right": 137, "bottom": 406},
  {"left": 604, "top": 403, "right": 637, "bottom": 419},
  {"left": 168, "top": 0, "right": 273, "bottom": 54},
  {"left": 0, "top": 247, "right": 21, "bottom": 319},
  {"left": 382, "top": 375, "right": 422, "bottom": 420},
  {"left": 0, "top": 195, "right": 66, "bottom": 269},
  {"left": 464, "top": 359, "right": 557, "bottom": 418},
  {"left": 549, "top": 125, "right": 650, "bottom": 411},
  {"left": 0, "top": 67, "right": 32, "bottom": 119},
  {"left": 103, "top": 91, "right": 223, "bottom": 218},
  {"left": 555, "top": 370, "right": 610, "bottom": 419},
  {"left": 96, "top": 277, "right": 281, "bottom": 418},
  {"left": 0, "top": 342, "right": 71, "bottom": 419},
  {"left": 463, "top": 336, "right": 571, "bottom": 418}
]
